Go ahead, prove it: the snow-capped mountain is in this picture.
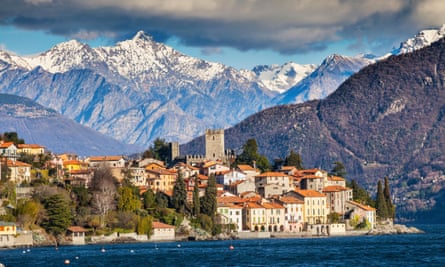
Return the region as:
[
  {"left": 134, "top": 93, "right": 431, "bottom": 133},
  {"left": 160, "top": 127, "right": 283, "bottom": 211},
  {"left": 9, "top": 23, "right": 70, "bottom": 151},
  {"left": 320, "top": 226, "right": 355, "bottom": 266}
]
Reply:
[
  {"left": 272, "top": 54, "right": 376, "bottom": 105},
  {"left": 394, "top": 24, "right": 445, "bottom": 54},
  {"left": 241, "top": 62, "right": 317, "bottom": 93},
  {"left": 0, "top": 31, "right": 276, "bottom": 148}
]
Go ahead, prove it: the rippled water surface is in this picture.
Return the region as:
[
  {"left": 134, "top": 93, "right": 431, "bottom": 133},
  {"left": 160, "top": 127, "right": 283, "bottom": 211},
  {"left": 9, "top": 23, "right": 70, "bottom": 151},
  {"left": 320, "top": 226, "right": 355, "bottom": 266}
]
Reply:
[{"left": 0, "top": 225, "right": 444, "bottom": 266}]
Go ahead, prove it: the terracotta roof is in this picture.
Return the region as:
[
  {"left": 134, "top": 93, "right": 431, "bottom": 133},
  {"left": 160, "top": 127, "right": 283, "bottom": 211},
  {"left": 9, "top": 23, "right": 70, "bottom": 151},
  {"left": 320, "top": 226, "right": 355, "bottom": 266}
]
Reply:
[
  {"left": 278, "top": 196, "right": 304, "bottom": 204},
  {"left": 0, "top": 142, "right": 15, "bottom": 148},
  {"left": 329, "top": 176, "right": 345, "bottom": 181},
  {"left": 67, "top": 226, "right": 87, "bottom": 232},
  {"left": 89, "top": 156, "right": 124, "bottom": 161},
  {"left": 202, "top": 161, "right": 218, "bottom": 168},
  {"left": 322, "top": 185, "right": 350, "bottom": 192},
  {"left": 147, "top": 168, "right": 176, "bottom": 175},
  {"left": 17, "top": 144, "right": 44, "bottom": 149},
  {"left": 6, "top": 160, "right": 31, "bottom": 167},
  {"left": 63, "top": 160, "right": 83, "bottom": 165},
  {"left": 256, "top": 172, "right": 289, "bottom": 177},
  {"left": 347, "top": 200, "right": 376, "bottom": 211},
  {"left": 262, "top": 202, "right": 284, "bottom": 209},
  {"left": 217, "top": 196, "right": 245, "bottom": 204},
  {"left": 293, "top": 189, "right": 326, "bottom": 198},
  {"left": 152, "top": 222, "right": 175, "bottom": 229},
  {"left": 245, "top": 202, "right": 264, "bottom": 209},
  {"left": 237, "top": 164, "right": 257, "bottom": 171}
]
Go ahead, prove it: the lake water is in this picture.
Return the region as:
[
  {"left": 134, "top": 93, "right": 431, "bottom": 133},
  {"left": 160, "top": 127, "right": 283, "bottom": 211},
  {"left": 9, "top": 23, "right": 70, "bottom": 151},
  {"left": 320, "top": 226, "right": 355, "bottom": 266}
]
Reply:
[{"left": 0, "top": 225, "right": 444, "bottom": 266}]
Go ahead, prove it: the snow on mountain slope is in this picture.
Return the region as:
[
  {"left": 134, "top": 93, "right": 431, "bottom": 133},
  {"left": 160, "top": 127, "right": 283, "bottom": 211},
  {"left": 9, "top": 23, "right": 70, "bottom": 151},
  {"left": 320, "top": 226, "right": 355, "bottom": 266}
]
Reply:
[
  {"left": 394, "top": 24, "right": 445, "bottom": 54},
  {"left": 243, "top": 62, "right": 317, "bottom": 93},
  {"left": 0, "top": 31, "right": 276, "bottom": 148},
  {"left": 272, "top": 54, "right": 376, "bottom": 105}
]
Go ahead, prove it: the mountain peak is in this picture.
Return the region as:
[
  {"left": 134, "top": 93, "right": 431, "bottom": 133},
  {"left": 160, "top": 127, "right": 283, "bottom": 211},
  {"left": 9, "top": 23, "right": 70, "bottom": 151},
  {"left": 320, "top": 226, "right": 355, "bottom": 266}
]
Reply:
[
  {"left": 132, "top": 30, "right": 154, "bottom": 42},
  {"left": 395, "top": 24, "right": 445, "bottom": 54}
]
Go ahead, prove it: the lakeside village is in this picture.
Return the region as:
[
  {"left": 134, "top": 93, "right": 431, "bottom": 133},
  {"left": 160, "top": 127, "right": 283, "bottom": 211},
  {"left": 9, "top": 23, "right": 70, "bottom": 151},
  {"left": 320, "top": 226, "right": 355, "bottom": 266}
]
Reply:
[{"left": 0, "top": 130, "right": 421, "bottom": 248}]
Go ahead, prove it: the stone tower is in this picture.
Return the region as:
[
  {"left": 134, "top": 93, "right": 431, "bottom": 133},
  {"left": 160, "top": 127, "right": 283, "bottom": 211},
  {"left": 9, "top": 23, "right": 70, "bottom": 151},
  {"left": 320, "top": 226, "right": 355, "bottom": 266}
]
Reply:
[
  {"left": 205, "top": 129, "right": 225, "bottom": 161},
  {"left": 168, "top": 142, "right": 179, "bottom": 164}
]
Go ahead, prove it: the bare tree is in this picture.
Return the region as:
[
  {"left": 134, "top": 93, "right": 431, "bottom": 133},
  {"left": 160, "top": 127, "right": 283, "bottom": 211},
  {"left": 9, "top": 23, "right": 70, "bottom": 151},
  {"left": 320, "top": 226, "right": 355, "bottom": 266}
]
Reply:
[{"left": 90, "top": 164, "right": 117, "bottom": 227}]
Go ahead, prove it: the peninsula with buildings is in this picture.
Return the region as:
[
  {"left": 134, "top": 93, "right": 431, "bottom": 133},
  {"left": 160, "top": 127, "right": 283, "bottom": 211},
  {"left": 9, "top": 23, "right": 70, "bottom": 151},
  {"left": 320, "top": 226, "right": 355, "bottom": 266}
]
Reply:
[{"left": 0, "top": 130, "right": 421, "bottom": 247}]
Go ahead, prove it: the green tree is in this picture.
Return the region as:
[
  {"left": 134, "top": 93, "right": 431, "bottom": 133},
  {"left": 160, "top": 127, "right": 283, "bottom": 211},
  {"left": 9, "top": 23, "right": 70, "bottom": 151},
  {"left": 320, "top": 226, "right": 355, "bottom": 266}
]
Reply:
[
  {"left": 349, "top": 179, "right": 373, "bottom": 205},
  {"left": 384, "top": 176, "right": 395, "bottom": 219},
  {"left": 375, "top": 180, "right": 388, "bottom": 219},
  {"left": 1, "top": 132, "right": 25, "bottom": 144},
  {"left": 42, "top": 194, "right": 73, "bottom": 236},
  {"left": 143, "top": 138, "right": 170, "bottom": 161},
  {"left": 155, "top": 191, "right": 169, "bottom": 208},
  {"left": 193, "top": 175, "right": 200, "bottom": 216},
  {"left": 118, "top": 186, "right": 141, "bottom": 212},
  {"left": 284, "top": 150, "right": 304, "bottom": 169},
  {"left": 236, "top": 138, "right": 270, "bottom": 172},
  {"left": 201, "top": 174, "right": 217, "bottom": 217},
  {"left": 172, "top": 174, "right": 187, "bottom": 213},
  {"left": 143, "top": 189, "right": 156, "bottom": 211},
  {"left": 330, "top": 161, "right": 347, "bottom": 178},
  {"left": 16, "top": 199, "right": 43, "bottom": 229},
  {"left": 137, "top": 216, "right": 153, "bottom": 237}
]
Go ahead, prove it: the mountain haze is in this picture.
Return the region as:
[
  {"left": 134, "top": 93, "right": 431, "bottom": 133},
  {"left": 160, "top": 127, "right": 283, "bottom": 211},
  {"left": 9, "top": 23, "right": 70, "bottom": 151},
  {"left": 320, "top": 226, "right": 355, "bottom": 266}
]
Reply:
[{"left": 0, "top": 94, "right": 141, "bottom": 156}]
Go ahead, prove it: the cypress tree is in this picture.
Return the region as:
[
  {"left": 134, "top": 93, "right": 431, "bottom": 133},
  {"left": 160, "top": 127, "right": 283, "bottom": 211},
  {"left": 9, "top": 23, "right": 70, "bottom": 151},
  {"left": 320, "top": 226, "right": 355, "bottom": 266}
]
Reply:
[
  {"left": 193, "top": 175, "right": 200, "bottom": 216},
  {"left": 383, "top": 176, "right": 395, "bottom": 219},
  {"left": 172, "top": 174, "right": 187, "bottom": 213},
  {"left": 376, "top": 180, "right": 388, "bottom": 219},
  {"left": 201, "top": 174, "right": 217, "bottom": 217}
]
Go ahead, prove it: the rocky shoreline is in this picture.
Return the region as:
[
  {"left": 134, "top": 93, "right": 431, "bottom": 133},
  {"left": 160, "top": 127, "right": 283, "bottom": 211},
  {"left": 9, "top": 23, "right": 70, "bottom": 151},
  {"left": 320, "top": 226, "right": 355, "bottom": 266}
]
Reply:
[{"left": 366, "top": 222, "right": 424, "bottom": 235}]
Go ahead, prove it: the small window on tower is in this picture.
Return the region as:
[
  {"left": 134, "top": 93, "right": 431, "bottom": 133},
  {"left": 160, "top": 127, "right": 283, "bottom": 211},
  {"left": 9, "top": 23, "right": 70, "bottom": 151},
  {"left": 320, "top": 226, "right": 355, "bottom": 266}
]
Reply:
[{"left": 213, "top": 136, "right": 215, "bottom": 140}]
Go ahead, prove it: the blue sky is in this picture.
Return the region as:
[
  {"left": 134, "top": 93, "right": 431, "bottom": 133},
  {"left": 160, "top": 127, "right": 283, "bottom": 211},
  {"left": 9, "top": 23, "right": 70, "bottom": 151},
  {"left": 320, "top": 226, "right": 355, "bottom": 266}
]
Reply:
[{"left": 1, "top": 0, "right": 445, "bottom": 70}]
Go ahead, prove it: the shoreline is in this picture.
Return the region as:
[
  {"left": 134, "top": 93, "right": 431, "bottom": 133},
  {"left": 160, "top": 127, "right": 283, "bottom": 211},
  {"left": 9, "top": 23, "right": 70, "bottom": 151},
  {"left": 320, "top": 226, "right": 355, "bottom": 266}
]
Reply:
[{"left": 0, "top": 223, "right": 424, "bottom": 249}]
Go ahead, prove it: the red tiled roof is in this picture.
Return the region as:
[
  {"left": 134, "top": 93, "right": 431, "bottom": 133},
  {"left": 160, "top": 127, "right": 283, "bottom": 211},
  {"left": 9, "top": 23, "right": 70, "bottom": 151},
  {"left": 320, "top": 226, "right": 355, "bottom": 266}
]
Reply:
[
  {"left": 278, "top": 196, "right": 304, "bottom": 204},
  {"left": 152, "top": 222, "right": 175, "bottom": 229},
  {"left": 323, "top": 185, "right": 350, "bottom": 192},
  {"left": 256, "top": 172, "right": 289, "bottom": 177},
  {"left": 89, "top": 156, "right": 124, "bottom": 161},
  {"left": 67, "top": 226, "right": 87, "bottom": 232},
  {"left": 6, "top": 160, "right": 31, "bottom": 167},
  {"left": 17, "top": 144, "right": 45, "bottom": 149},
  {"left": 329, "top": 176, "right": 345, "bottom": 181},
  {"left": 293, "top": 189, "right": 326, "bottom": 198},
  {"left": 347, "top": 200, "right": 376, "bottom": 211}
]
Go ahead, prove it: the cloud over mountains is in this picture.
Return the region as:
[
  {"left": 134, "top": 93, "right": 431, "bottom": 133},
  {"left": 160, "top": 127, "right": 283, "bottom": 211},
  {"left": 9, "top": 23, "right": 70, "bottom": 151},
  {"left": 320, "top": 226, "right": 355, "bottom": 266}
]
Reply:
[{"left": 2, "top": 0, "right": 445, "bottom": 56}]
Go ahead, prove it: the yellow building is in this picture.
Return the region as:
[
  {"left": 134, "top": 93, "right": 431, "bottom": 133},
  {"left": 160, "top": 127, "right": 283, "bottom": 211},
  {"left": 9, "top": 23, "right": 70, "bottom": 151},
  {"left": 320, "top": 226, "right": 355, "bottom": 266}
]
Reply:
[
  {"left": 243, "top": 202, "right": 266, "bottom": 231},
  {"left": 63, "top": 160, "right": 88, "bottom": 173},
  {"left": 17, "top": 144, "right": 45, "bottom": 155},
  {"left": 0, "top": 221, "right": 16, "bottom": 235},
  {"left": 6, "top": 160, "right": 31, "bottom": 184},
  {"left": 146, "top": 168, "right": 177, "bottom": 192},
  {"left": 290, "top": 189, "right": 328, "bottom": 225}
]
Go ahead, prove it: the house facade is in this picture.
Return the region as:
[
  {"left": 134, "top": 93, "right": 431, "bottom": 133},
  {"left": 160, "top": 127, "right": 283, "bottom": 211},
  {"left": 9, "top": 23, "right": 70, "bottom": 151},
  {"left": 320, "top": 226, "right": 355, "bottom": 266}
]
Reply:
[
  {"left": 150, "top": 222, "right": 175, "bottom": 241},
  {"left": 255, "top": 172, "right": 292, "bottom": 198}
]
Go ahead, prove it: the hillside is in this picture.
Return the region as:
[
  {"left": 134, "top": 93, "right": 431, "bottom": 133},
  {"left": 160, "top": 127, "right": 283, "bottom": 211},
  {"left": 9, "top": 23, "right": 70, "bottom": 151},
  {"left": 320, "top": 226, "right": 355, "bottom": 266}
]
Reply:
[
  {"left": 0, "top": 94, "right": 141, "bottom": 156},
  {"left": 182, "top": 37, "right": 445, "bottom": 221}
]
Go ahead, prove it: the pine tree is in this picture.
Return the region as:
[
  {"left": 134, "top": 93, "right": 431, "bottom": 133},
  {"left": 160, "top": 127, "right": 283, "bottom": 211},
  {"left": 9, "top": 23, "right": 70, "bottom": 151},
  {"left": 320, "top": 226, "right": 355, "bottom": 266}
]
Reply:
[
  {"left": 284, "top": 150, "right": 304, "bottom": 169},
  {"left": 172, "top": 174, "right": 187, "bottom": 213},
  {"left": 383, "top": 176, "right": 395, "bottom": 219},
  {"left": 376, "top": 180, "right": 388, "bottom": 219},
  {"left": 193, "top": 174, "right": 200, "bottom": 216},
  {"left": 201, "top": 174, "right": 217, "bottom": 217},
  {"left": 330, "top": 161, "right": 347, "bottom": 178},
  {"left": 42, "top": 194, "right": 73, "bottom": 236}
]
